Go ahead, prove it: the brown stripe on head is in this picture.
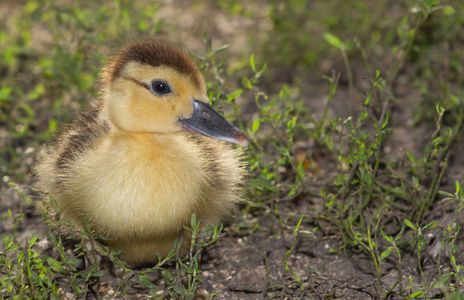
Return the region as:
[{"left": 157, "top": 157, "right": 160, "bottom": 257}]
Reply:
[{"left": 105, "top": 40, "right": 204, "bottom": 90}]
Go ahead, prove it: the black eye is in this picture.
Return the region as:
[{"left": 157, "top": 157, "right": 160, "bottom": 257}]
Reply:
[{"left": 151, "top": 81, "right": 172, "bottom": 95}]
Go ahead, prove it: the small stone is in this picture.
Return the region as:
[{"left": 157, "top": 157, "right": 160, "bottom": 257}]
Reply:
[{"left": 193, "top": 287, "right": 209, "bottom": 299}]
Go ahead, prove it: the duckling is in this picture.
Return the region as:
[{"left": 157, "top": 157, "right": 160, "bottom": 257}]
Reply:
[{"left": 36, "top": 40, "right": 248, "bottom": 264}]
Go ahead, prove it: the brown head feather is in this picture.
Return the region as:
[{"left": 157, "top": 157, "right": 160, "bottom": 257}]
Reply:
[{"left": 106, "top": 40, "right": 203, "bottom": 90}]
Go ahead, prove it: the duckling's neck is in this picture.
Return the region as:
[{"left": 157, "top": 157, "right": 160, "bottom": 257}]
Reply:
[{"left": 110, "top": 131, "right": 182, "bottom": 161}]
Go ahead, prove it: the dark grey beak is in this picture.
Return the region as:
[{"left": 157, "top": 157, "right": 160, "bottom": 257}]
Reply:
[{"left": 179, "top": 100, "right": 248, "bottom": 147}]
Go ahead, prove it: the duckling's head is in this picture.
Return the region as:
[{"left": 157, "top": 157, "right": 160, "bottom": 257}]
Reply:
[{"left": 102, "top": 40, "right": 248, "bottom": 147}]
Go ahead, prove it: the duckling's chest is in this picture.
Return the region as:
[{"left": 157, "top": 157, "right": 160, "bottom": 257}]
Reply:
[{"left": 72, "top": 133, "right": 207, "bottom": 237}]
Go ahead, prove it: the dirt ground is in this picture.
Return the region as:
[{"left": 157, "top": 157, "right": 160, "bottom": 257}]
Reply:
[
  {"left": 2, "top": 85, "right": 462, "bottom": 299},
  {"left": 2, "top": 1, "right": 464, "bottom": 299}
]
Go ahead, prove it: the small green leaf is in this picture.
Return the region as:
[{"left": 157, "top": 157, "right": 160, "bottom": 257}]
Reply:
[
  {"left": 92, "top": 270, "right": 104, "bottom": 277},
  {"left": 250, "top": 53, "right": 256, "bottom": 72},
  {"left": 410, "top": 290, "right": 425, "bottom": 298},
  {"left": 47, "top": 257, "right": 65, "bottom": 272},
  {"left": 437, "top": 273, "right": 453, "bottom": 284},
  {"left": 49, "top": 196, "right": 60, "bottom": 212},
  {"left": 174, "top": 283, "right": 185, "bottom": 296},
  {"left": 62, "top": 257, "right": 79, "bottom": 266},
  {"left": 404, "top": 219, "right": 416, "bottom": 230},
  {"left": 28, "top": 234, "right": 39, "bottom": 247},
  {"left": 394, "top": 225, "right": 405, "bottom": 241},
  {"left": 242, "top": 77, "right": 253, "bottom": 89},
  {"left": 451, "top": 255, "right": 457, "bottom": 266},
  {"left": 443, "top": 6, "right": 455, "bottom": 15},
  {"left": 380, "top": 247, "right": 393, "bottom": 260},
  {"left": 0, "top": 85, "right": 12, "bottom": 100},
  {"left": 257, "top": 63, "right": 267, "bottom": 77},
  {"left": 212, "top": 44, "right": 229, "bottom": 54},
  {"left": 365, "top": 91, "right": 372, "bottom": 106},
  {"left": 252, "top": 119, "right": 260, "bottom": 134},
  {"left": 438, "top": 191, "right": 454, "bottom": 197},
  {"left": 323, "top": 33, "right": 342, "bottom": 49},
  {"left": 382, "top": 114, "right": 389, "bottom": 129},
  {"left": 181, "top": 263, "right": 194, "bottom": 274},
  {"left": 227, "top": 89, "right": 243, "bottom": 100},
  {"left": 423, "top": 221, "right": 438, "bottom": 230},
  {"left": 31, "top": 271, "right": 42, "bottom": 283},
  {"left": 436, "top": 104, "right": 444, "bottom": 115},
  {"left": 139, "top": 275, "right": 158, "bottom": 289},
  {"left": 300, "top": 230, "right": 315, "bottom": 238},
  {"left": 138, "top": 20, "right": 148, "bottom": 31},
  {"left": 380, "top": 230, "right": 392, "bottom": 243},
  {"left": 441, "top": 197, "right": 454, "bottom": 203},
  {"left": 360, "top": 110, "right": 369, "bottom": 121}
]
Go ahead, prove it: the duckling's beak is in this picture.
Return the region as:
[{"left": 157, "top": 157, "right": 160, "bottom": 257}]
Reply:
[{"left": 180, "top": 100, "right": 248, "bottom": 147}]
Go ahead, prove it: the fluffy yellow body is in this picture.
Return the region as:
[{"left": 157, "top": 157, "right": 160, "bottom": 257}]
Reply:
[{"left": 36, "top": 41, "right": 246, "bottom": 263}]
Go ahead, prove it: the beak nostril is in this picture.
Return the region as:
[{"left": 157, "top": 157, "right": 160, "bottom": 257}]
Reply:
[{"left": 202, "top": 111, "right": 212, "bottom": 119}]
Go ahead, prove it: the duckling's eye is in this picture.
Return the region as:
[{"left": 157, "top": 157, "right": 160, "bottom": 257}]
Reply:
[{"left": 151, "top": 81, "right": 172, "bottom": 96}]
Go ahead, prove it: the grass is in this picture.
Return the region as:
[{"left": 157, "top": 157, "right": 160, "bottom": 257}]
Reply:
[{"left": 2, "top": 0, "right": 464, "bottom": 298}]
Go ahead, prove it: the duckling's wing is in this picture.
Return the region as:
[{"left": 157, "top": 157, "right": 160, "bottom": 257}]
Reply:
[
  {"left": 36, "top": 101, "right": 110, "bottom": 195},
  {"left": 54, "top": 102, "right": 110, "bottom": 170}
]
